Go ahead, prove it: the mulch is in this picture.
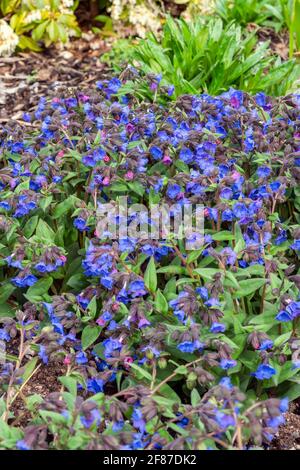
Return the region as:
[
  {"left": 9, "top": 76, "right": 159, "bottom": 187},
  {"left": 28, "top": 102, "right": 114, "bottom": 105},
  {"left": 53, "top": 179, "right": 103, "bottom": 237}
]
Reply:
[
  {"left": 270, "top": 400, "right": 300, "bottom": 450},
  {"left": 0, "top": 33, "right": 112, "bottom": 122}
]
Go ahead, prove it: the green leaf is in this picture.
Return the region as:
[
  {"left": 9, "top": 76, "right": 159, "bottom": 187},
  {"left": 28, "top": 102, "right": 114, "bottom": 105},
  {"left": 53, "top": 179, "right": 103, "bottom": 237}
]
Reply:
[
  {"left": 157, "top": 265, "right": 187, "bottom": 275},
  {"left": 52, "top": 195, "right": 77, "bottom": 219},
  {"left": 154, "top": 289, "right": 168, "bottom": 314},
  {"left": 87, "top": 296, "right": 98, "bottom": 319},
  {"left": 144, "top": 257, "right": 157, "bottom": 292},
  {"left": 224, "top": 271, "right": 240, "bottom": 289},
  {"left": 0, "top": 303, "right": 16, "bottom": 318},
  {"left": 212, "top": 231, "right": 235, "bottom": 241},
  {"left": 193, "top": 267, "right": 220, "bottom": 280},
  {"left": 285, "top": 384, "right": 300, "bottom": 401},
  {"left": 58, "top": 376, "right": 77, "bottom": 396},
  {"left": 130, "top": 362, "right": 152, "bottom": 382},
  {"left": 36, "top": 219, "right": 56, "bottom": 242},
  {"left": 0, "top": 284, "right": 15, "bottom": 304},
  {"left": 81, "top": 325, "right": 101, "bottom": 350},
  {"left": 191, "top": 388, "right": 201, "bottom": 406},
  {"left": 22, "top": 357, "right": 38, "bottom": 382},
  {"left": 175, "top": 365, "right": 188, "bottom": 375},
  {"left": 234, "top": 278, "right": 266, "bottom": 298},
  {"left": 23, "top": 216, "right": 39, "bottom": 238},
  {"left": 24, "top": 277, "right": 53, "bottom": 303}
]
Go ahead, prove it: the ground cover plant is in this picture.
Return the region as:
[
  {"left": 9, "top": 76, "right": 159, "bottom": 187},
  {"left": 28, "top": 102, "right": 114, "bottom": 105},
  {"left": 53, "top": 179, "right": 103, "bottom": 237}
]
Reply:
[
  {"left": 132, "top": 16, "right": 300, "bottom": 97},
  {"left": 0, "top": 69, "right": 299, "bottom": 450}
]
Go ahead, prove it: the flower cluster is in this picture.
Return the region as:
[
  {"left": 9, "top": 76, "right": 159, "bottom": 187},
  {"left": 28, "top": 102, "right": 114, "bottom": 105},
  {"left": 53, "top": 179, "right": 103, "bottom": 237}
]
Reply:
[{"left": 0, "top": 69, "right": 299, "bottom": 449}]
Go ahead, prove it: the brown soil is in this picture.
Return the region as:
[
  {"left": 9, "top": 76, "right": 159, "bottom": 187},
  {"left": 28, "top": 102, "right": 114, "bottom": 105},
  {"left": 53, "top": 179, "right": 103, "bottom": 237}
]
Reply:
[
  {"left": 10, "top": 362, "right": 66, "bottom": 427},
  {"left": 0, "top": 33, "right": 111, "bottom": 122},
  {"left": 247, "top": 24, "right": 290, "bottom": 60}
]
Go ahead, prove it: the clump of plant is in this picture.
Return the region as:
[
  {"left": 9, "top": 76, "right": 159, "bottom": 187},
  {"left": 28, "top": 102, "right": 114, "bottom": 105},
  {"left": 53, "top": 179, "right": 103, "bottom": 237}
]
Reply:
[
  {"left": 0, "top": 70, "right": 299, "bottom": 449},
  {"left": 0, "top": 0, "right": 80, "bottom": 54},
  {"left": 100, "top": 37, "right": 135, "bottom": 71},
  {"left": 214, "top": 0, "right": 286, "bottom": 30},
  {"left": 215, "top": 0, "right": 300, "bottom": 58},
  {"left": 132, "top": 16, "right": 300, "bottom": 97}
]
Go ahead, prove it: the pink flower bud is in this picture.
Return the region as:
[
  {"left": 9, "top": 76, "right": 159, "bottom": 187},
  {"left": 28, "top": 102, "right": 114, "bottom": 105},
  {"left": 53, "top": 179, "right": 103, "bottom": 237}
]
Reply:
[
  {"left": 96, "top": 317, "right": 105, "bottom": 326},
  {"left": 162, "top": 155, "right": 172, "bottom": 165},
  {"left": 64, "top": 356, "right": 71, "bottom": 365},
  {"left": 232, "top": 171, "right": 240, "bottom": 181},
  {"left": 124, "top": 357, "right": 134, "bottom": 370},
  {"left": 125, "top": 171, "right": 134, "bottom": 181},
  {"left": 102, "top": 176, "right": 110, "bottom": 186}
]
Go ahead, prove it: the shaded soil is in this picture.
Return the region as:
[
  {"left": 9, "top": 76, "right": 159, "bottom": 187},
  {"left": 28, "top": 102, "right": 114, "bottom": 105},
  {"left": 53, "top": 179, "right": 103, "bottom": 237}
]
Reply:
[
  {"left": 248, "top": 24, "right": 290, "bottom": 59},
  {"left": 270, "top": 400, "right": 300, "bottom": 450},
  {"left": 0, "top": 33, "right": 111, "bottom": 122},
  {"left": 11, "top": 362, "right": 66, "bottom": 427}
]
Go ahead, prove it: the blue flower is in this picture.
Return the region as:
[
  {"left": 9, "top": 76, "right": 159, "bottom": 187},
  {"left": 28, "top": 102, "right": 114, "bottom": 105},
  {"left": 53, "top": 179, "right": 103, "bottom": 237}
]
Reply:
[
  {"left": 257, "top": 166, "right": 271, "bottom": 178},
  {"left": 150, "top": 146, "right": 163, "bottom": 160},
  {"left": 38, "top": 345, "right": 48, "bottom": 364},
  {"left": 0, "top": 328, "right": 10, "bottom": 341},
  {"left": 132, "top": 407, "right": 146, "bottom": 433},
  {"left": 11, "top": 274, "right": 38, "bottom": 288},
  {"left": 215, "top": 411, "right": 235, "bottom": 429},
  {"left": 166, "top": 184, "right": 182, "bottom": 199},
  {"left": 0, "top": 201, "right": 11, "bottom": 211},
  {"left": 205, "top": 298, "right": 220, "bottom": 308},
  {"left": 220, "top": 359, "right": 237, "bottom": 370},
  {"left": 290, "top": 239, "right": 300, "bottom": 251},
  {"left": 220, "top": 187, "right": 233, "bottom": 200},
  {"left": 259, "top": 339, "right": 273, "bottom": 351},
  {"left": 80, "top": 408, "right": 101, "bottom": 428},
  {"left": 267, "top": 415, "right": 285, "bottom": 428},
  {"left": 74, "top": 217, "right": 89, "bottom": 231},
  {"left": 210, "top": 322, "right": 226, "bottom": 333},
  {"left": 16, "top": 440, "right": 30, "bottom": 450},
  {"left": 178, "top": 340, "right": 204, "bottom": 353},
  {"left": 252, "top": 364, "right": 276, "bottom": 380},
  {"left": 179, "top": 147, "right": 193, "bottom": 164},
  {"left": 76, "top": 351, "right": 88, "bottom": 365},
  {"left": 87, "top": 377, "right": 104, "bottom": 393},
  {"left": 219, "top": 377, "right": 233, "bottom": 389},
  {"left": 276, "top": 310, "right": 293, "bottom": 322},
  {"left": 196, "top": 286, "right": 209, "bottom": 300},
  {"left": 119, "top": 237, "right": 137, "bottom": 253},
  {"left": 112, "top": 420, "right": 125, "bottom": 432},
  {"left": 128, "top": 280, "right": 147, "bottom": 298},
  {"left": 279, "top": 398, "right": 289, "bottom": 413}
]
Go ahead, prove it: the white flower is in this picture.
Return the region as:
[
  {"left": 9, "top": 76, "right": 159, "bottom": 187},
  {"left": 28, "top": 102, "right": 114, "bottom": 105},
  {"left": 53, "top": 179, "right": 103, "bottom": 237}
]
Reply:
[
  {"left": 0, "top": 20, "right": 19, "bottom": 57},
  {"left": 24, "top": 10, "right": 42, "bottom": 25},
  {"left": 109, "top": 0, "right": 162, "bottom": 37}
]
